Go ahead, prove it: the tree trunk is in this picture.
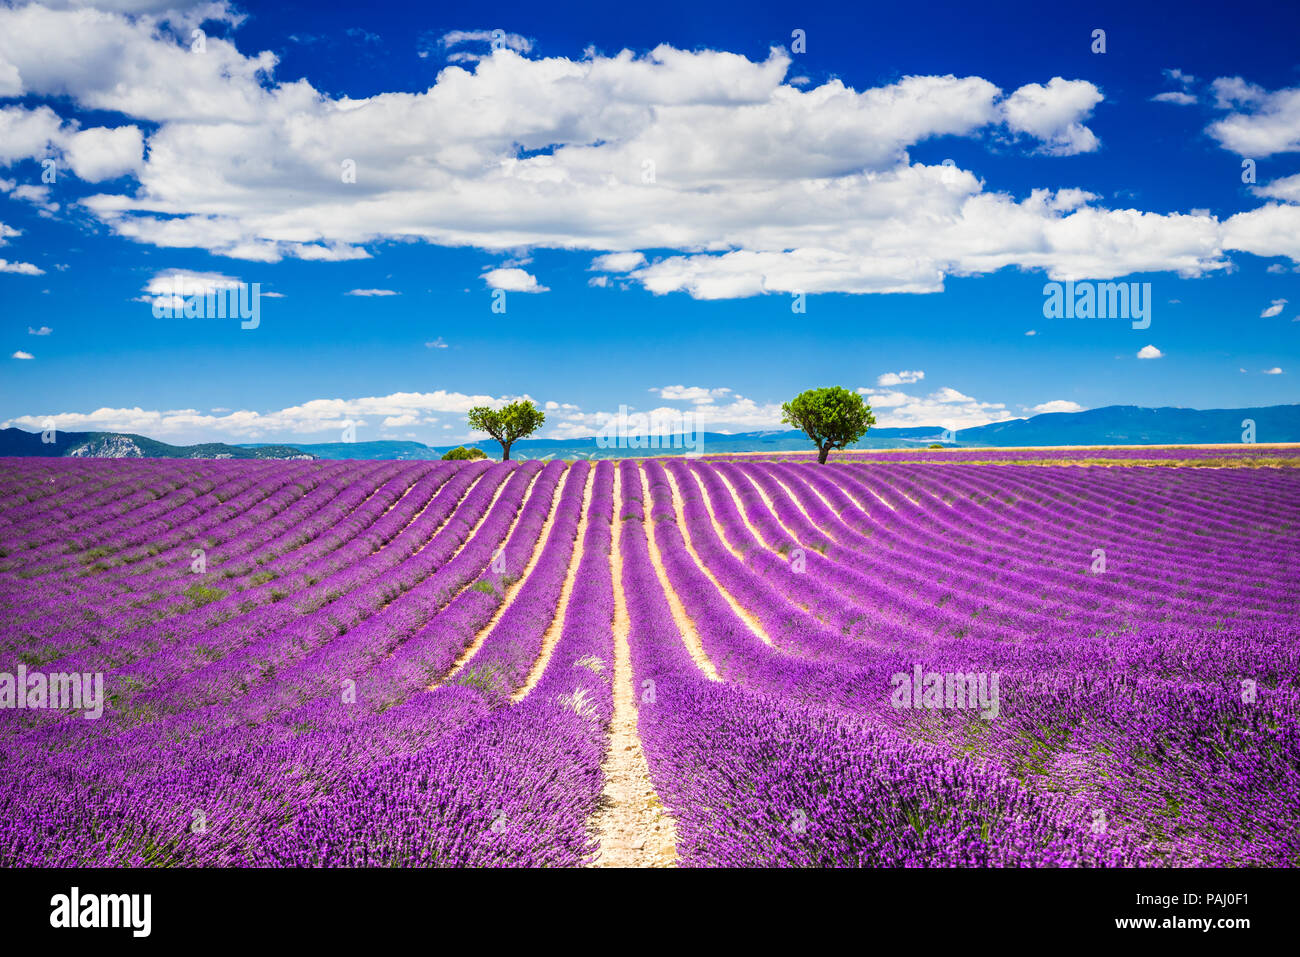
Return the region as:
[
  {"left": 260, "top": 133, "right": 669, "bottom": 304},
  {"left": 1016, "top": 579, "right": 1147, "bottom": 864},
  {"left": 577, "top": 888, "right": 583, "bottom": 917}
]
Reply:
[
  {"left": 818, "top": 445, "right": 830, "bottom": 465},
  {"left": 501, "top": 441, "right": 512, "bottom": 461}
]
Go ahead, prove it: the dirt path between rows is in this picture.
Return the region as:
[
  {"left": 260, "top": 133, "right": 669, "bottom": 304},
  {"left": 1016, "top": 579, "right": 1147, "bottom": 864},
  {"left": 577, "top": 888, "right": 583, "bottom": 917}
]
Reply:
[
  {"left": 589, "top": 465, "right": 678, "bottom": 867},
  {"left": 717, "top": 464, "right": 850, "bottom": 565},
  {"left": 640, "top": 469, "right": 724, "bottom": 677},
  {"left": 434, "top": 464, "right": 570, "bottom": 689},
  {"left": 770, "top": 468, "right": 867, "bottom": 527},
  {"left": 362, "top": 472, "right": 512, "bottom": 650},
  {"left": 374, "top": 467, "right": 484, "bottom": 555},
  {"left": 686, "top": 464, "right": 764, "bottom": 558},
  {"left": 719, "top": 464, "right": 818, "bottom": 545},
  {"left": 662, "top": 468, "right": 772, "bottom": 647},
  {"left": 513, "top": 464, "right": 595, "bottom": 701}
]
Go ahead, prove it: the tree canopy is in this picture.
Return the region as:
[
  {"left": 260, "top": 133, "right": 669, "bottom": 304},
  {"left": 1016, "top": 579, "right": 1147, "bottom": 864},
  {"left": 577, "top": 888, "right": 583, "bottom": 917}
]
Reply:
[
  {"left": 466, "top": 400, "right": 546, "bottom": 461},
  {"left": 441, "top": 445, "right": 488, "bottom": 461},
  {"left": 780, "top": 386, "right": 876, "bottom": 464}
]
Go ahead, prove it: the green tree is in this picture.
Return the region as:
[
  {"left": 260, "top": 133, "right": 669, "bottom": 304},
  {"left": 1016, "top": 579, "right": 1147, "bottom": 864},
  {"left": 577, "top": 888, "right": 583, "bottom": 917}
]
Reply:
[
  {"left": 466, "top": 400, "right": 546, "bottom": 461},
  {"left": 441, "top": 445, "right": 488, "bottom": 461},
  {"left": 780, "top": 386, "right": 875, "bottom": 464}
]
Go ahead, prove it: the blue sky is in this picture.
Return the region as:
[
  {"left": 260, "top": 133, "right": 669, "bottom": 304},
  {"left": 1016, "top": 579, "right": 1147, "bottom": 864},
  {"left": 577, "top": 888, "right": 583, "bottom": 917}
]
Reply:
[{"left": 1, "top": 0, "right": 1297, "bottom": 445}]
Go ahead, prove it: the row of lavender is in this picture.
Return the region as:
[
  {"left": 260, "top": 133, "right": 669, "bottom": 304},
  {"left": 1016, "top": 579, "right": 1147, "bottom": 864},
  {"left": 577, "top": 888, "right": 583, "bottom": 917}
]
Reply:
[
  {"left": 641, "top": 459, "right": 1300, "bottom": 864},
  {"left": 0, "top": 456, "right": 552, "bottom": 862},
  {"left": 707, "top": 445, "right": 1300, "bottom": 464},
  {"left": 0, "top": 455, "right": 1296, "bottom": 865}
]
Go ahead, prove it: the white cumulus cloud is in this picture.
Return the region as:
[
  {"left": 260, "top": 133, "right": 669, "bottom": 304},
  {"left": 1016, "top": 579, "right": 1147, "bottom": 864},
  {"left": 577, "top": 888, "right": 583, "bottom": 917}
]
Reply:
[
  {"left": 591, "top": 251, "right": 647, "bottom": 272},
  {"left": 63, "top": 124, "right": 143, "bottom": 181},
  {"left": 877, "top": 370, "right": 925, "bottom": 386},
  {"left": 1207, "top": 79, "right": 1300, "bottom": 156},
  {"left": 482, "top": 267, "right": 547, "bottom": 292},
  {"left": 1253, "top": 174, "right": 1300, "bottom": 204},
  {"left": 653, "top": 385, "right": 733, "bottom": 403},
  {"left": 1029, "top": 399, "right": 1085, "bottom": 414},
  {"left": 0, "top": 258, "right": 44, "bottom": 275},
  {"left": 1000, "top": 77, "right": 1103, "bottom": 155},
  {"left": 0, "top": 6, "right": 1297, "bottom": 298}
]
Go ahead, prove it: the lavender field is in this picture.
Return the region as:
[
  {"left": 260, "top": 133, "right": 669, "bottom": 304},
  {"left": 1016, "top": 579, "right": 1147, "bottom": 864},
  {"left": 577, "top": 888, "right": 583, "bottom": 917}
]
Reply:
[
  {"left": 0, "top": 453, "right": 1297, "bottom": 867},
  {"left": 706, "top": 445, "right": 1300, "bottom": 465}
]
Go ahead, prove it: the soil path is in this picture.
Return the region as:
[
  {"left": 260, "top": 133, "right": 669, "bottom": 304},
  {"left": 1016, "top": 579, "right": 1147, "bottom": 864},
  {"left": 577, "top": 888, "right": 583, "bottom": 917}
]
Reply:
[{"left": 589, "top": 465, "right": 678, "bottom": 867}]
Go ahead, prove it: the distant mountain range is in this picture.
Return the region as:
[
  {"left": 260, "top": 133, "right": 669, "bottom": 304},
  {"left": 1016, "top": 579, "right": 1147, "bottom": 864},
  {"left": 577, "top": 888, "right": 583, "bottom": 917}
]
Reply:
[
  {"left": 0, "top": 429, "right": 314, "bottom": 460},
  {"left": 929, "top": 404, "right": 1299, "bottom": 448},
  {"left": 2, "top": 404, "right": 1297, "bottom": 460}
]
